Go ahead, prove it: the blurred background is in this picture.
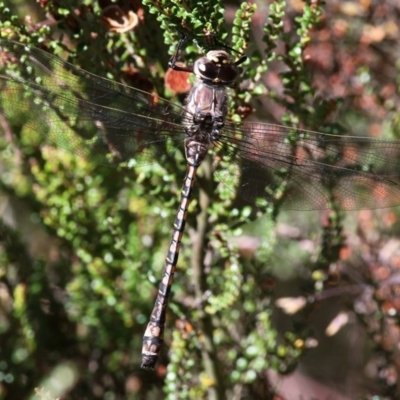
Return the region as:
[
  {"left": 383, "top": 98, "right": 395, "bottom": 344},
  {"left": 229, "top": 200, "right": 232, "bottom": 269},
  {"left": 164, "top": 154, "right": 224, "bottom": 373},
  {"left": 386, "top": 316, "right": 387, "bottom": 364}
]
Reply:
[{"left": 0, "top": 1, "right": 400, "bottom": 399}]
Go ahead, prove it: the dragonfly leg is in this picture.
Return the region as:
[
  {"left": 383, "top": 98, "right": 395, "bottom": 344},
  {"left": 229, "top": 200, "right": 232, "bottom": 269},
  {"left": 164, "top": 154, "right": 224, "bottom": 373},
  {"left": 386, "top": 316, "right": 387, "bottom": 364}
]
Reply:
[{"left": 168, "top": 33, "right": 193, "bottom": 73}]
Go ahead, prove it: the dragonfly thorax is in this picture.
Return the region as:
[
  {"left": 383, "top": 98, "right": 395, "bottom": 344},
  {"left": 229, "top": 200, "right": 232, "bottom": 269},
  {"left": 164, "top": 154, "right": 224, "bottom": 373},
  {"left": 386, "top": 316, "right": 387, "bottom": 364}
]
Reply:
[
  {"left": 193, "top": 50, "right": 239, "bottom": 85},
  {"left": 185, "top": 78, "right": 228, "bottom": 143}
]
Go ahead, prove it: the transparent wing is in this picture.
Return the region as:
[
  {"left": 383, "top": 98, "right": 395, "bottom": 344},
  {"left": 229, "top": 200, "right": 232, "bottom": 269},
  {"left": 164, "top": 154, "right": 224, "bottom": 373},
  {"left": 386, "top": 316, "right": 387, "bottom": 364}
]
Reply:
[
  {"left": 2, "top": 40, "right": 400, "bottom": 211},
  {"left": 217, "top": 122, "right": 400, "bottom": 210},
  {"left": 0, "top": 39, "right": 189, "bottom": 165}
]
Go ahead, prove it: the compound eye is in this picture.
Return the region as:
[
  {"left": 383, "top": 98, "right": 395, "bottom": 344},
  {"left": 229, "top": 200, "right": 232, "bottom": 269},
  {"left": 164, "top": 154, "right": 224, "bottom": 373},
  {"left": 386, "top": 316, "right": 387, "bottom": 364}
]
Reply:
[
  {"left": 196, "top": 60, "right": 219, "bottom": 80},
  {"left": 194, "top": 54, "right": 239, "bottom": 84},
  {"left": 217, "top": 66, "right": 238, "bottom": 84}
]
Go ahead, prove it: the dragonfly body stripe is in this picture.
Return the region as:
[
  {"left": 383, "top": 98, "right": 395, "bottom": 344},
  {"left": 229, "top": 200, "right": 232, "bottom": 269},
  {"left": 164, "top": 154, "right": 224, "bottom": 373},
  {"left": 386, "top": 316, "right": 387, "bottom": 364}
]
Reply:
[
  {"left": 141, "top": 45, "right": 238, "bottom": 369},
  {"left": 2, "top": 36, "right": 400, "bottom": 370},
  {"left": 142, "top": 162, "right": 200, "bottom": 368}
]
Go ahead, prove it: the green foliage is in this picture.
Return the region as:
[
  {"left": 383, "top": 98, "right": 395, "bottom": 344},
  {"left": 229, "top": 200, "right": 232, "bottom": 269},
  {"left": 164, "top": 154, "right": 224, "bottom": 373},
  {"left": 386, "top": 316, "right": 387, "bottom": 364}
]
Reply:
[{"left": 1, "top": 0, "right": 399, "bottom": 399}]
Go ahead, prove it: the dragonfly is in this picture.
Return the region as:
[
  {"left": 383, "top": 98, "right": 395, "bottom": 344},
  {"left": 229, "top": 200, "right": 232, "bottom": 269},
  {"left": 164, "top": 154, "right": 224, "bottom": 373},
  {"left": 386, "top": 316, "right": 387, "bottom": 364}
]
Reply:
[{"left": 1, "top": 36, "right": 400, "bottom": 370}]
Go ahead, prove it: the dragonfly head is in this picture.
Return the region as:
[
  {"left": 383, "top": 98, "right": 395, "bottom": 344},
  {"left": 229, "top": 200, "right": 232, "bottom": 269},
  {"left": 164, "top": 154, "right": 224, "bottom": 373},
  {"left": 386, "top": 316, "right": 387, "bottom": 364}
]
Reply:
[{"left": 193, "top": 50, "right": 239, "bottom": 85}]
